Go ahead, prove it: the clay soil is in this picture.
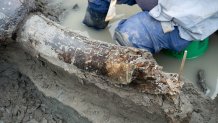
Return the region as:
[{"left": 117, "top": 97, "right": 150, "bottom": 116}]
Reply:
[{"left": 0, "top": 57, "right": 89, "bottom": 123}]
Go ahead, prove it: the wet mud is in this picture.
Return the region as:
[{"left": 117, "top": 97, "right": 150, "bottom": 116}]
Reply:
[
  {"left": 0, "top": 0, "right": 218, "bottom": 123},
  {"left": 0, "top": 44, "right": 217, "bottom": 123},
  {"left": 0, "top": 57, "right": 90, "bottom": 123}
]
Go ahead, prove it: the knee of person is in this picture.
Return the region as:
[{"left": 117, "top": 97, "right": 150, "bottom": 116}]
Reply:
[
  {"left": 114, "top": 19, "right": 139, "bottom": 43},
  {"left": 115, "top": 13, "right": 144, "bottom": 35},
  {"left": 115, "top": 20, "right": 131, "bottom": 34},
  {"left": 114, "top": 20, "right": 133, "bottom": 46},
  {"left": 114, "top": 19, "right": 157, "bottom": 53}
]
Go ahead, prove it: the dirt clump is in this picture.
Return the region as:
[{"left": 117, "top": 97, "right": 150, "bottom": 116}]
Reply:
[{"left": 182, "top": 83, "right": 218, "bottom": 123}]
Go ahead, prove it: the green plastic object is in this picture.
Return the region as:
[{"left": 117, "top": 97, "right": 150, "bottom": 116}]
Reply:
[{"left": 164, "top": 38, "right": 209, "bottom": 59}]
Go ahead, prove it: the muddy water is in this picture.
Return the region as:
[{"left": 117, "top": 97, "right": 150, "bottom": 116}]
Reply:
[
  {"left": 59, "top": 0, "right": 218, "bottom": 99},
  {"left": 61, "top": 0, "right": 140, "bottom": 44},
  {"left": 155, "top": 35, "right": 218, "bottom": 99}
]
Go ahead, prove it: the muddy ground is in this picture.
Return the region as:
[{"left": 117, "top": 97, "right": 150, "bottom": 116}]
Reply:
[
  {"left": 0, "top": 39, "right": 217, "bottom": 123},
  {"left": 0, "top": 0, "right": 218, "bottom": 122},
  {"left": 0, "top": 56, "right": 90, "bottom": 123}
]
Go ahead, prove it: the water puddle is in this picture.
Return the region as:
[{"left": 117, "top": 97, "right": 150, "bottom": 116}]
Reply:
[
  {"left": 58, "top": 0, "right": 218, "bottom": 99},
  {"left": 155, "top": 35, "right": 218, "bottom": 99},
  {"left": 61, "top": 0, "right": 140, "bottom": 44}
]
